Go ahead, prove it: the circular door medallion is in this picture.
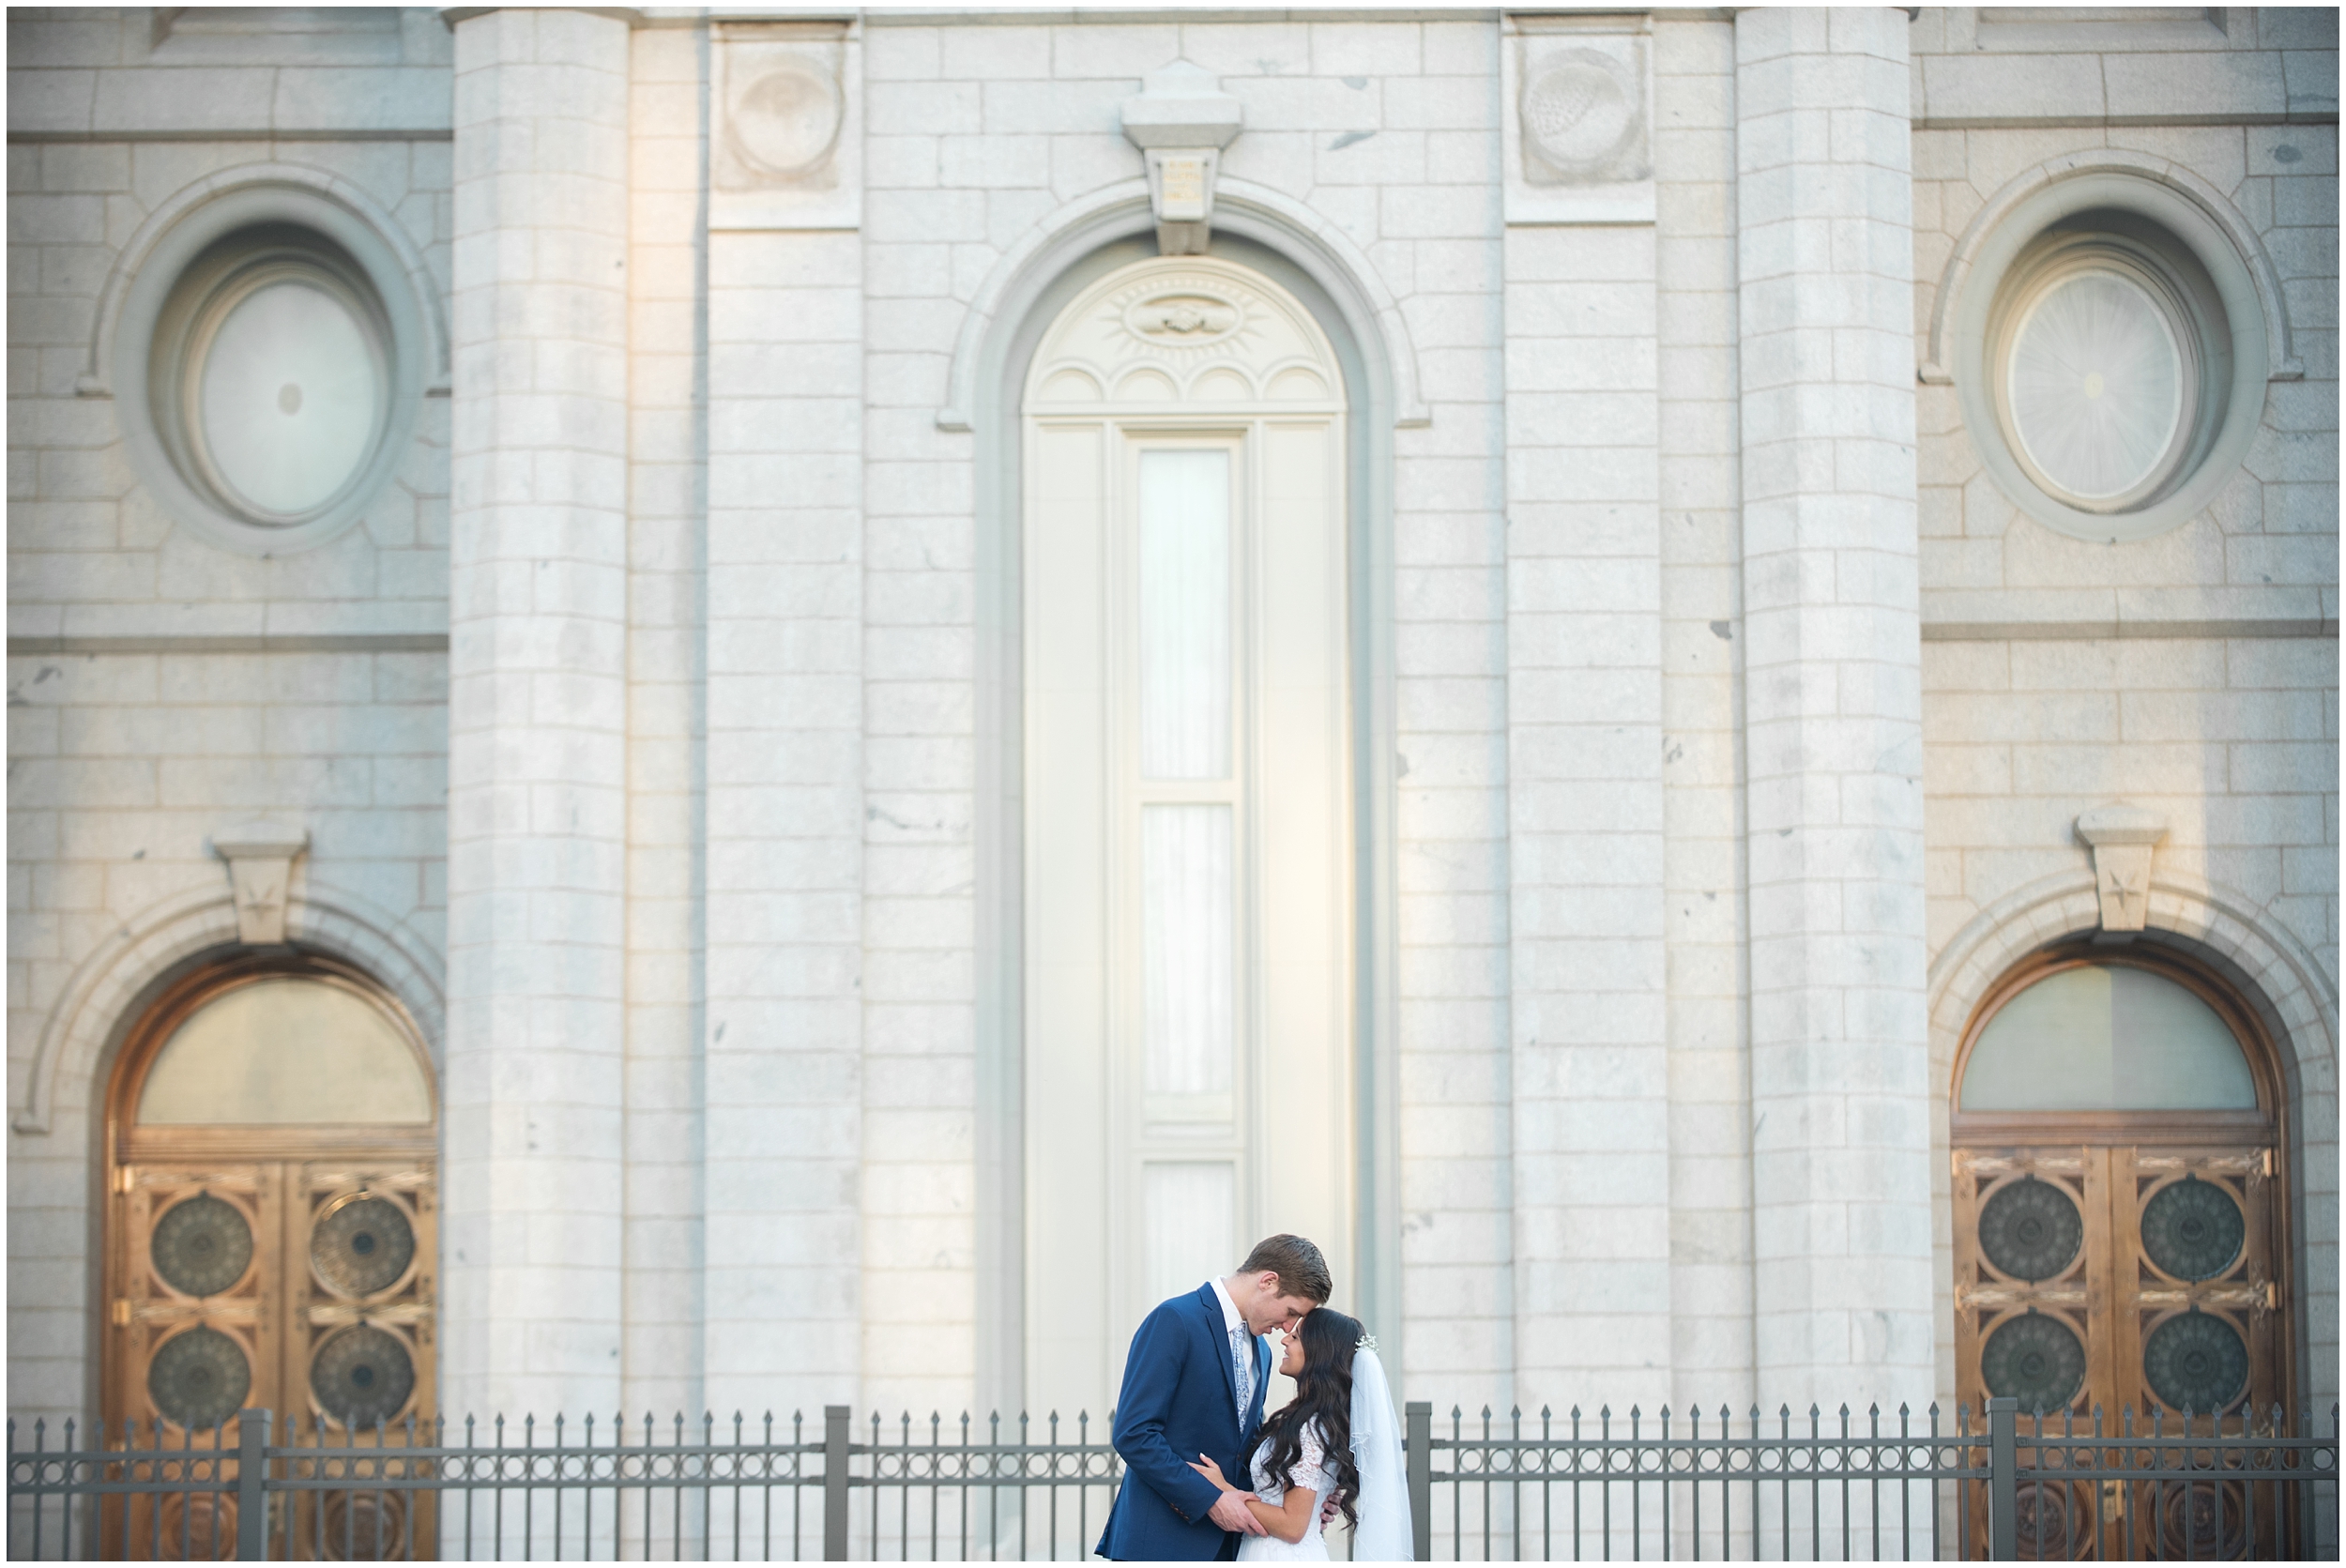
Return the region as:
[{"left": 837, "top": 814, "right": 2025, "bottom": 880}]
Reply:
[
  {"left": 2143, "top": 1310, "right": 2248, "bottom": 1413},
  {"left": 311, "top": 1324, "right": 416, "bottom": 1428},
  {"left": 1981, "top": 1312, "right": 2086, "bottom": 1414},
  {"left": 2157, "top": 1476, "right": 2246, "bottom": 1559},
  {"left": 2140, "top": 1175, "right": 2244, "bottom": 1281},
  {"left": 2015, "top": 1481, "right": 2081, "bottom": 1562},
  {"left": 311, "top": 1194, "right": 416, "bottom": 1298},
  {"left": 148, "top": 1325, "right": 251, "bottom": 1430},
  {"left": 1977, "top": 1176, "right": 2084, "bottom": 1282},
  {"left": 151, "top": 1194, "right": 254, "bottom": 1298},
  {"left": 322, "top": 1490, "right": 408, "bottom": 1560}
]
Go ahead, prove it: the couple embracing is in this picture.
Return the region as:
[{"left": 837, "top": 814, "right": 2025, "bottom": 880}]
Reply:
[{"left": 1095, "top": 1235, "right": 1410, "bottom": 1562}]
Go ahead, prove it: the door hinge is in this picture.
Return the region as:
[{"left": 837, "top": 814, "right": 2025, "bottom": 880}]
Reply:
[
  {"left": 114, "top": 1166, "right": 135, "bottom": 1195},
  {"left": 2262, "top": 1148, "right": 2277, "bottom": 1179},
  {"left": 111, "top": 1298, "right": 130, "bottom": 1327}
]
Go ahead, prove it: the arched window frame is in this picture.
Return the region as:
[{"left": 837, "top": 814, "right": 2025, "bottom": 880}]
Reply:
[
  {"left": 108, "top": 951, "right": 439, "bottom": 1165},
  {"left": 1951, "top": 939, "right": 2287, "bottom": 1149}
]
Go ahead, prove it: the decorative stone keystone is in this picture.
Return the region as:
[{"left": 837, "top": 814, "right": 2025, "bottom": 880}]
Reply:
[
  {"left": 1121, "top": 60, "right": 1242, "bottom": 256},
  {"left": 211, "top": 820, "right": 309, "bottom": 946},
  {"left": 2075, "top": 805, "right": 2168, "bottom": 935}
]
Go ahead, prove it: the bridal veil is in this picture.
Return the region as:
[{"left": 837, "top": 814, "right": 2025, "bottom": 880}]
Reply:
[{"left": 1348, "top": 1345, "right": 1412, "bottom": 1560}]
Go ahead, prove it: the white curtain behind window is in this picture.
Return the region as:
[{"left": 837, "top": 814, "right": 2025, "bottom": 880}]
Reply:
[
  {"left": 1144, "top": 1161, "right": 1235, "bottom": 1308},
  {"left": 1137, "top": 449, "right": 1232, "bottom": 780},
  {"left": 1142, "top": 803, "right": 1235, "bottom": 1095}
]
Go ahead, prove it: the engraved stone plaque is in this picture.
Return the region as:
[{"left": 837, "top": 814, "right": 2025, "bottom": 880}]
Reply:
[
  {"left": 712, "top": 23, "right": 861, "bottom": 230},
  {"left": 1502, "top": 19, "right": 1654, "bottom": 225}
]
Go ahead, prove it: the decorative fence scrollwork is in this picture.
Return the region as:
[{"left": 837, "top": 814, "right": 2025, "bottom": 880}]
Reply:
[{"left": 8, "top": 1396, "right": 2336, "bottom": 1560}]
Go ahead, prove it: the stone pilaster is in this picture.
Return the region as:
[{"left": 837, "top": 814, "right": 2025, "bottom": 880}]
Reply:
[
  {"left": 1503, "top": 153, "right": 1672, "bottom": 1410},
  {"left": 1733, "top": 6, "right": 1932, "bottom": 1412},
  {"left": 702, "top": 20, "right": 866, "bottom": 1414},
  {"left": 443, "top": 7, "right": 633, "bottom": 1429}
]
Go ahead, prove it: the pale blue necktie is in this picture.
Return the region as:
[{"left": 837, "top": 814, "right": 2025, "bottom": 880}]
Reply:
[{"left": 1230, "top": 1323, "right": 1253, "bottom": 1424}]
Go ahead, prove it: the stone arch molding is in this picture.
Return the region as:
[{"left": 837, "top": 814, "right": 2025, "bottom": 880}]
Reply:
[
  {"left": 79, "top": 161, "right": 451, "bottom": 399},
  {"left": 1927, "top": 867, "right": 2338, "bottom": 1107},
  {"left": 1921, "top": 147, "right": 2303, "bottom": 387},
  {"left": 938, "top": 175, "right": 1430, "bottom": 431},
  {"left": 12, "top": 881, "right": 446, "bottom": 1135}
]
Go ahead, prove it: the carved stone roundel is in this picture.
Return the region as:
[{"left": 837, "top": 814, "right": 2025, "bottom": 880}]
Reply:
[
  {"left": 311, "top": 1324, "right": 417, "bottom": 1428},
  {"left": 148, "top": 1325, "right": 251, "bottom": 1430},
  {"left": 1977, "top": 1175, "right": 2083, "bottom": 1282},
  {"left": 151, "top": 1193, "right": 253, "bottom": 1298},
  {"left": 732, "top": 61, "right": 843, "bottom": 178},
  {"left": 1521, "top": 50, "right": 1637, "bottom": 174},
  {"left": 311, "top": 1194, "right": 416, "bottom": 1298}
]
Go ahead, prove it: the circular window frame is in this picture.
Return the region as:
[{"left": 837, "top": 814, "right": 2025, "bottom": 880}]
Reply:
[
  {"left": 1950, "top": 172, "right": 2272, "bottom": 544},
  {"left": 111, "top": 185, "right": 428, "bottom": 556},
  {"left": 1990, "top": 236, "right": 2206, "bottom": 513}
]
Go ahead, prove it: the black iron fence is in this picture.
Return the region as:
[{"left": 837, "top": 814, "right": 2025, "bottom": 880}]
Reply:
[{"left": 8, "top": 1397, "right": 2335, "bottom": 1560}]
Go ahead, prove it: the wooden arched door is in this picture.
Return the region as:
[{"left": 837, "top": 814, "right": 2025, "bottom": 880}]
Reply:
[
  {"left": 103, "top": 952, "right": 438, "bottom": 1559},
  {"left": 1951, "top": 941, "right": 2294, "bottom": 1559}
]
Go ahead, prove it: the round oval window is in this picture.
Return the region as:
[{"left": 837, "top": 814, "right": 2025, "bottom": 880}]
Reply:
[
  {"left": 188, "top": 266, "right": 386, "bottom": 520},
  {"left": 148, "top": 228, "right": 395, "bottom": 531},
  {"left": 1991, "top": 242, "right": 2207, "bottom": 515}
]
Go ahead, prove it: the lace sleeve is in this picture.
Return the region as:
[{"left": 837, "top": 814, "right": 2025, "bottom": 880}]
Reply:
[{"left": 1291, "top": 1420, "right": 1328, "bottom": 1492}]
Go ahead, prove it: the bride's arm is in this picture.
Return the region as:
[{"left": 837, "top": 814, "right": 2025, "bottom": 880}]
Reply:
[{"left": 1185, "top": 1456, "right": 1318, "bottom": 1545}]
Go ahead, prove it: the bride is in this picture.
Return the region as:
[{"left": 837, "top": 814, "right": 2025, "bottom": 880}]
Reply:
[{"left": 1185, "top": 1307, "right": 1412, "bottom": 1561}]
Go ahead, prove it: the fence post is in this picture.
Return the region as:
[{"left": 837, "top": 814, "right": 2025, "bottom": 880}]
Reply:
[
  {"left": 824, "top": 1406, "right": 851, "bottom": 1561},
  {"left": 1406, "top": 1401, "right": 1431, "bottom": 1562},
  {"left": 1986, "top": 1397, "right": 2017, "bottom": 1561},
  {"left": 235, "top": 1408, "right": 268, "bottom": 1561}
]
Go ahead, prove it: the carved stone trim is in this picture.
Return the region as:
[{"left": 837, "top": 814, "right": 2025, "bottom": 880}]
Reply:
[
  {"left": 1501, "top": 14, "right": 1655, "bottom": 226},
  {"left": 1122, "top": 60, "right": 1242, "bottom": 256},
  {"left": 211, "top": 820, "right": 310, "bottom": 946},
  {"left": 2075, "top": 804, "right": 2169, "bottom": 935},
  {"left": 711, "top": 21, "right": 861, "bottom": 231}
]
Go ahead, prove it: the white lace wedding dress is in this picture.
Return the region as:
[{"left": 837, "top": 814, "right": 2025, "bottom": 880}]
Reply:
[{"left": 1234, "top": 1418, "right": 1336, "bottom": 1562}]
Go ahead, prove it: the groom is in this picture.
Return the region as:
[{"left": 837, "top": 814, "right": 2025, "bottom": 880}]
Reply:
[{"left": 1095, "top": 1235, "right": 1333, "bottom": 1561}]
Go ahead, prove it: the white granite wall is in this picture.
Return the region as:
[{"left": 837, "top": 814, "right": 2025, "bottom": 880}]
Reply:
[
  {"left": 6, "top": 5, "right": 453, "bottom": 1426},
  {"left": 4, "top": 5, "right": 2335, "bottom": 1457},
  {"left": 1909, "top": 7, "right": 2339, "bottom": 1423},
  {"left": 1653, "top": 14, "right": 1758, "bottom": 1414},
  {"left": 442, "top": 7, "right": 632, "bottom": 1427},
  {"left": 1501, "top": 179, "right": 1670, "bottom": 1412},
  {"left": 1733, "top": 8, "right": 1934, "bottom": 1414},
  {"left": 856, "top": 13, "right": 1519, "bottom": 1419},
  {"left": 701, "top": 221, "right": 865, "bottom": 1423},
  {"left": 622, "top": 23, "right": 707, "bottom": 1428}
]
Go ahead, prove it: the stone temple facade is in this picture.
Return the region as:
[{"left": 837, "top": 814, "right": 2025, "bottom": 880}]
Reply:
[{"left": 6, "top": 2, "right": 2338, "bottom": 1482}]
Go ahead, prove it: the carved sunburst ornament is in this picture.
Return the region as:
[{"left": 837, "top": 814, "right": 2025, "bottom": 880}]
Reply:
[{"left": 1111, "top": 275, "right": 1262, "bottom": 365}]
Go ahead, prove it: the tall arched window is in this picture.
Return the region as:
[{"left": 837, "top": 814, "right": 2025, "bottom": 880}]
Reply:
[
  {"left": 104, "top": 953, "right": 437, "bottom": 1557},
  {"left": 1952, "top": 941, "right": 2294, "bottom": 1558},
  {"left": 1021, "top": 255, "right": 1354, "bottom": 1417}
]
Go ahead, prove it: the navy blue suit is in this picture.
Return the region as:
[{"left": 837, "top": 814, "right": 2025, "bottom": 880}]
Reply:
[{"left": 1095, "top": 1285, "right": 1272, "bottom": 1560}]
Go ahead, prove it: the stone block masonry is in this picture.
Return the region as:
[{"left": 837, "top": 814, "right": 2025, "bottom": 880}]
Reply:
[
  {"left": 1734, "top": 7, "right": 1933, "bottom": 1415},
  {"left": 443, "top": 7, "right": 633, "bottom": 1429}
]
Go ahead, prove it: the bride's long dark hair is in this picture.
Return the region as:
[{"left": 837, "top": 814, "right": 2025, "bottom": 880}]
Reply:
[{"left": 1257, "top": 1306, "right": 1363, "bottom": 1529}]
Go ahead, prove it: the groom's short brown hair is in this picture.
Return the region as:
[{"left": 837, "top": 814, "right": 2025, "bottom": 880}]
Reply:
[{"left": 1239, "top": 1234, "right": 1332, "bottom": 1303}]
